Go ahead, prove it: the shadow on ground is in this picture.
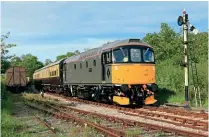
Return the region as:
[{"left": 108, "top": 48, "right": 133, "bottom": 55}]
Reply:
[{"left": 154, "top": 87, "right": 176, "bottom": 105}]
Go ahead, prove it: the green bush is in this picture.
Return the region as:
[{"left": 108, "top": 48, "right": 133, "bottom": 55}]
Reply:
[
  {"left": 143, "top": 23, "right": 208, "bottom": 107},
  {"left": 1, "top": 75, "right": 8, "bottom": 100},
  {"left": 1, "top": 110, "right": 25, "bottom": 137},
  {"left": 1, "top": 76, "right": 29, "bottom": 137}
]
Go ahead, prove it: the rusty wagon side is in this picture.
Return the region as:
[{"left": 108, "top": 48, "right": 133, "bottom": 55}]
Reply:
[{"left": 5, "top": 66, "right": 27, "bottom": 92}]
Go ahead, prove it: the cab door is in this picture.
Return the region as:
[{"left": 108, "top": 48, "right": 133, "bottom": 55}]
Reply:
[
  {"left": 62, "top": 63, "right": 67, "bottom": 84},
  {"left": 101, "top": 51, "right": 112, "bottom": 83}
]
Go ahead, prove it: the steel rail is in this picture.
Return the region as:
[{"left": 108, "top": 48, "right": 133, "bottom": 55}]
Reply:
[
  {"left": 29, "top": 99, "right": 208, "bottom": 137},
  {"left": 26, "top": 103, "right": 125, "bottom": 137},
  {"left": 50, "top": 93, "right": 208, "bottom": 130},
  {"left": 34, "top": 116, "right": 57, "bottom": 136}
]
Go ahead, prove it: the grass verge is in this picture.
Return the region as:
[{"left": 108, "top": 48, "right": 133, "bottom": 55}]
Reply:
[{"left": 1, "top": 93, "right": 32, "bottom": 137}]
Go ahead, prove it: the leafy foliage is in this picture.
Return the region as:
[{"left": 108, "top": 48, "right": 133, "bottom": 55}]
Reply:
[
  {"left": 11, "top": 54, "right": 44, "bottom": 78},
  {"left": 143, "top": 23, "right": 208, "bottom": 106},
  {"left": 1, "top": 32, "right": 17, "bottom": 73},
  {"left": 1, "top": 59, "right": 11, "bottom": 74},
  {"left": 143, "top": 23, "right": 182, "bottom": 64},
  {"left": 44, "top": 59, "right": 53, "bottom": 66},
  {"left": 56, "top": 50, "right": 80, "bottom": 61},
  {"left": 56, "top": 54, "right": 67, "bottom": 61},
  {"left": 10, "top": 56, "right": 22, "bottom": 66}
]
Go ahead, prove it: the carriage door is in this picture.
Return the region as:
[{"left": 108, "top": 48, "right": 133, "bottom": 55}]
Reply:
[{"left": 101, "top": 51, "right": 112, "bottom": 82}]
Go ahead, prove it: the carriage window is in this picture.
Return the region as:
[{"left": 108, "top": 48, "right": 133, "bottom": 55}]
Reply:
[
  {"left": 93, "top": 60, "right": 96, "bottom": 66},
  {"left": 74, "top": 64, "right": 76, "bottom": 69},
  {"left": 130, "top": 48, "right": 142, "bottom": 62},
  {"left": 86, "top": 61, "right": 88, "bottom": 68},
  {"left": 113, "top": 48, "right": 128, "bottom": 63},
  {"left": 143, "top": 48, "right": 154, "bottom": 62},
  {"left": 80, "top": 63, "right": 82, "bottom": 69}
]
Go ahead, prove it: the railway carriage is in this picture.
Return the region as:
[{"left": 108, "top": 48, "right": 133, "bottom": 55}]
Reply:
[
  {"left": 33, "top": 39, "right": 158, "bottom": 106},
  {"left": 33, "top": 59, "right": 65, "bottom": 92},
  {"left": 5, "top": 66, "right": 27, "bottom": 93}
]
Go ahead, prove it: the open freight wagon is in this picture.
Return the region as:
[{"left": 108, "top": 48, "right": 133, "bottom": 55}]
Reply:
[{"left": 5, "top": 66, "right": 27, "bottom": 93}]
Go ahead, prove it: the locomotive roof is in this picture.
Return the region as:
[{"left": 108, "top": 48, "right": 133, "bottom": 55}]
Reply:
[
  {"left": 34, "top": 58, "right": 65, "bottom": 73},
  {"left": 34, "top": 39, "right": 152, "bottom": 73},
  {"left": 64, "top": 39, "right": 152, "bottom": 63}
]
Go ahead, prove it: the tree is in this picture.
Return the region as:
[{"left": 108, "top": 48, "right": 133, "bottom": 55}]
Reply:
[
  {"left": 1, "top": 32, "right": 17, "bottom": 73},
  {"left": 143, "top": 23, "right": 182, "bottom": 64},
  {"left": 66, "top": 52, "right": 76, "bottom": 57},
  {"left": 10, "top": 56, "right": 22, "bottom": 66},
  {"left": 188, "top": 32, "right": 208, "bottom": 62},
  {"left": 9, "top": 54, "right": 44, "bottom": 78},
  {"left": 143, "top": 23, "right": 207, "bottom": 65},
  {"left": 1, "top": 59, "right": 11, "bottom": 74},
  {"left": 56, "top": 54, "right": 67, "bottom": 61},
  {"left": 56, "top": 50, "right": 80, "bottom": 61},
  {"left": 44, "top": 59, "right": 53, "bottom": 66},
  {"left": 143, "top": 23, "right": 208, "bottom": 105},
  {"left": 15, "top": 54, "right": 44, "bottom": 78}
]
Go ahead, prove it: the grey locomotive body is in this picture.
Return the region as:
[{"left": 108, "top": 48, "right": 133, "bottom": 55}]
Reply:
[{"left": 34, "top": 39, "right": 158, "bottom": 105}]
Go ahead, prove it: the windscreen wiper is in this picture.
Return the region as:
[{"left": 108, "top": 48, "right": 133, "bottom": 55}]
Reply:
[
  {"left": 144, "top": 48, "right": 150, "bottom": 55},
  {"left": 120, "top": 47, "right": 125, "bottom": 57}
]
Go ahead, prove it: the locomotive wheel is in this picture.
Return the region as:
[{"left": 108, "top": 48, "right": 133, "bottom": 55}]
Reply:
[{"left": 94, "top": 94, "right": 102, "bottom": 102}]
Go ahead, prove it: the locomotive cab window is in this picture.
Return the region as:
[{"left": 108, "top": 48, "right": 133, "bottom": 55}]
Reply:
[
  {"left": 143, "top": 48, "right": 154, "bottom": 62},
  {"left": 102, "top": 52, "right": 112, "bottom": 64},
  {"left": 113, "top": 47, "right": 129, "bottom": 63},
  {"left": 112, "top": 46, "right": 155, "bottom": 63},
  {"left": 130, "top": 48, "right": 141, "bottom": 62}
]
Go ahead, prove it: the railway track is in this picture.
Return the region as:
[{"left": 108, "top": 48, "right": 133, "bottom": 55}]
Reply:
[
  {"left": 46, "top": 92, "right": 208, "bottom": 130},
  {"left": 26, "top": 93, "right": 208, "bottom": 137},
  {"left": 143, "top": 106, "right": 208, "bottom": 119},
  {"left": 26, "top": 102, "right": 137, "bottom": 137},
  {"left": 34, "top": 116, "right": 56, "bottom": 135}
]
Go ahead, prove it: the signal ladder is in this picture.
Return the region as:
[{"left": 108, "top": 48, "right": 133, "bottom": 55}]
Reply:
[{"left": 188, "top": 38, "right": 202, "bottom": 107}]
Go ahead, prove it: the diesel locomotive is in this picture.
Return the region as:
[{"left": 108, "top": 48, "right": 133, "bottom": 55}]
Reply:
[{"left": 33, "top": 39, "right": 158, "bottom": 106}]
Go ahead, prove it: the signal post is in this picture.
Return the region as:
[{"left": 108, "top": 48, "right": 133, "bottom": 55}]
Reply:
[{"left": 177, "top": 9, "right": 190, "bottom": 109}]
